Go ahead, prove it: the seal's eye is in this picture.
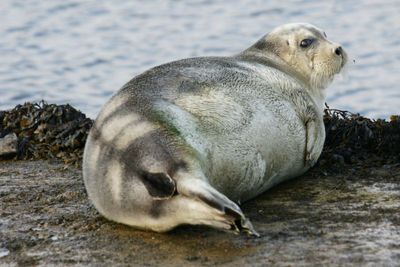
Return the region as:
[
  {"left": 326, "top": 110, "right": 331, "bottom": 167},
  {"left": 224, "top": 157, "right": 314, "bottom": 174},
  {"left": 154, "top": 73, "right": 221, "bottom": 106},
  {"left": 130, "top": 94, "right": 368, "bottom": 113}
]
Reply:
[{"left": 300, "top": 38, "right": 314, "bottom": 48}]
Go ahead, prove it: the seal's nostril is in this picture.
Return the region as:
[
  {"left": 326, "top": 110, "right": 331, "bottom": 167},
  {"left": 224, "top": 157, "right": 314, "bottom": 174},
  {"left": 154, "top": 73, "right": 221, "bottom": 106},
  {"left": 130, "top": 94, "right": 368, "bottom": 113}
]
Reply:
[{"left": 335, "top": 46, "right": 342, "bottom": 56}]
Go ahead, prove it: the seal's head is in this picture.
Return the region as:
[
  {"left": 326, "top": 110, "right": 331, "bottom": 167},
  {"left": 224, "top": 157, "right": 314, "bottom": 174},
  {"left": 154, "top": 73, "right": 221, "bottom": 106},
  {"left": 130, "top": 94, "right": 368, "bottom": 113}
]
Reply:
[{"left": 247, "top": 23, "right": 347, "bottom": 90}]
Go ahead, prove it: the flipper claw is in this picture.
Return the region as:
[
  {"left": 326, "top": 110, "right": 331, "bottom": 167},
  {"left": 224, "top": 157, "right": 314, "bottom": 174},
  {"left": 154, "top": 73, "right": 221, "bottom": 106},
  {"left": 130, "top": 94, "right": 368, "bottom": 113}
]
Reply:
[{"left": 238, "top": 217, "right": 260, "bottom": 237}]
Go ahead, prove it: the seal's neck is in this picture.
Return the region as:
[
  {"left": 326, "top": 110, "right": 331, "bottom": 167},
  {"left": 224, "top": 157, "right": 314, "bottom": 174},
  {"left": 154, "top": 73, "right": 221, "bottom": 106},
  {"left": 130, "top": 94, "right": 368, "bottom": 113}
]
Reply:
[{"left": 236, "top": 48, "right": 326, "bottom": 111}]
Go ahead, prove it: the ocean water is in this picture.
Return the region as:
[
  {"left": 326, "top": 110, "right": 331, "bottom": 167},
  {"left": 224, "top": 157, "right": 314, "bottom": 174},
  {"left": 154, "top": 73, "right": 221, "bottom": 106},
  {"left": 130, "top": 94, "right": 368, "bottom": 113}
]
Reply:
[{"left": 1, "top": 0, "right": 399, "bottom": 119}]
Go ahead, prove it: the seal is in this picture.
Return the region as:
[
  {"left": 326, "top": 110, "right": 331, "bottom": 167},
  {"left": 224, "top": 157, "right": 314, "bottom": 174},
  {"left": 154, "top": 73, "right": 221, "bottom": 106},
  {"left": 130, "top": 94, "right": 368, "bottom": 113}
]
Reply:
[{"left": 83, "top": 23, "right": 347, "bottom": 236}]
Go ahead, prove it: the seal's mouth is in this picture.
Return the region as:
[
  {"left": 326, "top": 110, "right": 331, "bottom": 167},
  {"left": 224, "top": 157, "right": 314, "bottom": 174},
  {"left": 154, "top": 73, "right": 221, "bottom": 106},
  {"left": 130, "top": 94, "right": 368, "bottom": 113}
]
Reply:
[{"left": 309, "top": 46, "right": 348, "bottom": 90}]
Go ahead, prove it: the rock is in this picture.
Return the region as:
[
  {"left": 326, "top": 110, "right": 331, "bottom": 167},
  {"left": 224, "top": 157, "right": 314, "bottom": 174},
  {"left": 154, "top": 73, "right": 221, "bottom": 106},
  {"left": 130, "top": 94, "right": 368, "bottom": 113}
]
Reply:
[
  {"left": 332, "top": 154, "right": 345, "bottom": 165},
  {"left": 1, "top": 160, "right": 400, "bottom": 266},
  {"left": 0, "top": 247, "right": 10, "bottom": 258},
  {"left": 0, "top": 133, "right": 18, "bottom": 156}
]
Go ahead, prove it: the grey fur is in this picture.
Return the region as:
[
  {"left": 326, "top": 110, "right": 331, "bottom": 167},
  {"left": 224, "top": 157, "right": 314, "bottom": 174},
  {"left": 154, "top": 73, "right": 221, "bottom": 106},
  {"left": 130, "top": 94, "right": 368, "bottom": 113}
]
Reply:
[{"left": 83, "top": 23, "right": 346, "bottom": 235}]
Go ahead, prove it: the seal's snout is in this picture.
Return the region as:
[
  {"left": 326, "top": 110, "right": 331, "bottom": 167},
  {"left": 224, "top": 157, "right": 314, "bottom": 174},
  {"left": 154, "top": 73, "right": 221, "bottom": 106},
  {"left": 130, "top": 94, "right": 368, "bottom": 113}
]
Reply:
[
  {"left": 337, "top": 45, "right": 348, "bottom": 69},
  {"left": 331, "top": 43, "right": 347, "bottom": 70},
  {"left": 334, "top": 46, "right": 343, "bottom": 56}
]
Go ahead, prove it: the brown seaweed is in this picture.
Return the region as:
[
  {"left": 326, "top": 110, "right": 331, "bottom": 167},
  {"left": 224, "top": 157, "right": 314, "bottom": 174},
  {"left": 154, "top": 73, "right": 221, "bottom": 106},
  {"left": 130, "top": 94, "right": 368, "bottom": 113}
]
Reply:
[
  {"left": 0, "top": 101, "right": 399, "bottom": 168},
  {"left": 0, "top": 101, "right": 93, "bottom": 167},
  {"left": 321, "top": 104, "right": 400, "bottom": 166}
]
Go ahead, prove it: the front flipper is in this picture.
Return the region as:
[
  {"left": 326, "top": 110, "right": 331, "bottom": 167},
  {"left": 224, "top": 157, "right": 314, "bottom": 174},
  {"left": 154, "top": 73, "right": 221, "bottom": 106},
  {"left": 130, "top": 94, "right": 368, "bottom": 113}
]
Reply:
[
  {"left": 289, "top": 89, "right": 323, "bottom": 167},
  {"left": 304, "top": 113, "right": 325, "bottom": 168},
  {"left": 304, "top": 118, "right": 317, "bottom": 167},
  {"left": 177, "top": 177, "right": 259, "bottom": 237}
]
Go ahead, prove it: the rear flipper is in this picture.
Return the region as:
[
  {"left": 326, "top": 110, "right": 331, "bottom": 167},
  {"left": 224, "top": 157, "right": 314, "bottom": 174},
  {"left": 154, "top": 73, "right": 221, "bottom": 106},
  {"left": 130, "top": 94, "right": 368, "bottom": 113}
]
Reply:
[
  {"left": 176, "top": 175, "right": 259, "bottom": 237},
  {"left": 140, "top": 169, "right": 259, "bottom": 236}
]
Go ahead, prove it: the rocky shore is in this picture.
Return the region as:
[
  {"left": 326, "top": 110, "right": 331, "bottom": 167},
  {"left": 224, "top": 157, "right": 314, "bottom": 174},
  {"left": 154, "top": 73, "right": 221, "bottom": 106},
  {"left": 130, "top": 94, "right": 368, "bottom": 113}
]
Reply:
[{"left": 1, "top": 102, "right": 399, "bottom": 266}]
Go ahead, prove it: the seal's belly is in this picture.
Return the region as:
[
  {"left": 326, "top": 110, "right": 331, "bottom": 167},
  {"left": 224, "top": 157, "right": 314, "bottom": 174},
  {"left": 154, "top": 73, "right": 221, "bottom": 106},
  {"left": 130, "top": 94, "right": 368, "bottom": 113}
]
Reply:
[{"left": 202, "top": 103, "right": 307, "bottom": 202}]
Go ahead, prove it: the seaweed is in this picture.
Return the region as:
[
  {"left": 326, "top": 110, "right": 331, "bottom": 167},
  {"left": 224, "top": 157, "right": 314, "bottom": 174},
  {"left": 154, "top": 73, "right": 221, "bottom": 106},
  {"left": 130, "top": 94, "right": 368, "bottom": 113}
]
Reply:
[
  {"left": 321, "top": 104, "right": 400, "bottom": 165},
  {"left": 0, "top": 101, "right": 399, "bottom": 168},
  {"left": 0, "top": 101, "right": 93, "bottom": 167}
]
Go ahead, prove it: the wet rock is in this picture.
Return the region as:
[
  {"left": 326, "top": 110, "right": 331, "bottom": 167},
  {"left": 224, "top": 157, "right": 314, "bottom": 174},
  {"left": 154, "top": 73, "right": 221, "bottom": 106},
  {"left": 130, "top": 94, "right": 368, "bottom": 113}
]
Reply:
[
  {"left": 331, "top": 154, "right": 345, "bottom": 165},
  {"left": 1, "top": 159, "right": 400, "bottom": 266},
  {"left": 0, "top": 133, "right": 18, "bottom": 156},
  {"left": 0, "top": 248, "right": 10, "bottom": 258}
]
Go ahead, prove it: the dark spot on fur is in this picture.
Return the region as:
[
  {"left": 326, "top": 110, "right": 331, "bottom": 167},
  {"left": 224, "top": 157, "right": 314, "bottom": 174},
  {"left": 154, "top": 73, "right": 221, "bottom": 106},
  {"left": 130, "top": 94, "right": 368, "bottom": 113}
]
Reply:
[
  {"left": 252, "top": 37, "right": 278, "bottom": 53},
  {"left": 309, "top": 28, "right": 323, "bottom": 38},
  {"left": 178, "top": 79, "right": 206, "bottom": 94},
  {"left": 90, "top": 126, "right": 101, "bottom": 140},
  {"left": 224, "top": 206, "right": 242, "bottom": 220},
  {"left": 286, "top": 40, "right": 290, "bottom": 46},
  {"left": 140, "top": 171, "right": 176, "bottom": 199},
  {"left": 150, "top": 200, "right": 164, "bottom": 218},
  {"left": 253, "top": 39, "right": 268, "bottom": 50},
  {"left": 168, "top": 160, "right": 188, "bottom": 177},
  {"left": 197, "top": 194, "right": 224, "bottom": 212},
  {"left": 117, "top": 127, "right": 184, "bottom": 199},
  {"left": 196, "top": 194, "right": 242, "bottom": 221}
]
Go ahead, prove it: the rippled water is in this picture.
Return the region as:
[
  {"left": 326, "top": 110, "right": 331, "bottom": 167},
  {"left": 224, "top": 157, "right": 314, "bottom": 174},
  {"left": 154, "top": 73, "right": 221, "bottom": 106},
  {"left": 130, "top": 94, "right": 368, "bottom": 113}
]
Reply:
[{"left": 1, "top": 0, "right": 399, "bottom": 118}]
